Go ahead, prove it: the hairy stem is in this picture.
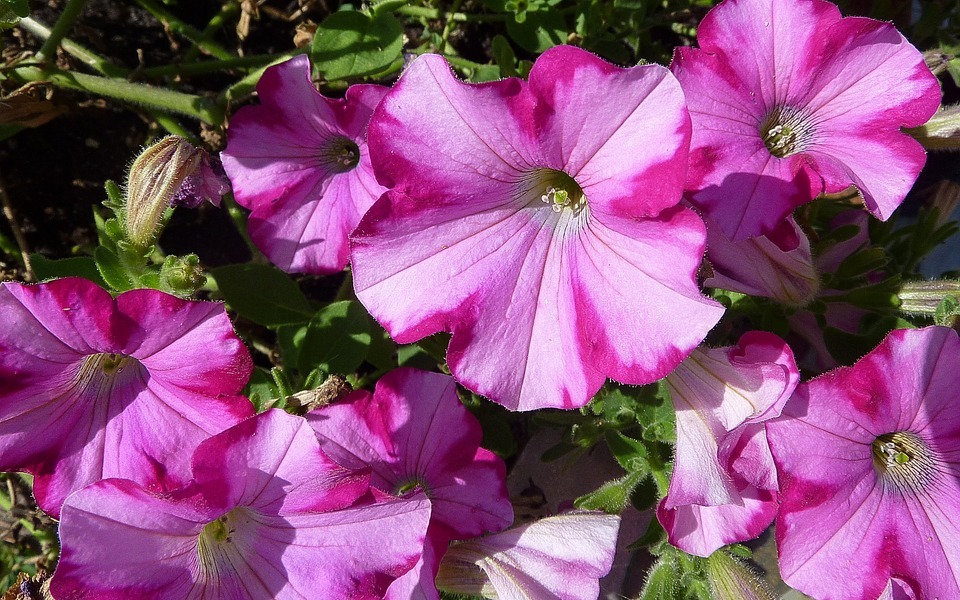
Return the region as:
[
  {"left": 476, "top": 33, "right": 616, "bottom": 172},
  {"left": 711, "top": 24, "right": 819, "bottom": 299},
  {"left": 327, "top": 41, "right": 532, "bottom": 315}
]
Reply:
[{"left": 36, "top": 0, "right": 87, "bottom": 61}]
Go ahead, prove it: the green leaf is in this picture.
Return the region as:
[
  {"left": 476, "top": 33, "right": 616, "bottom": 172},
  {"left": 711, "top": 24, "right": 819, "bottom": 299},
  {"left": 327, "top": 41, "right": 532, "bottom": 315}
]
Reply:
[
  {"left": 506, "top": 9, "right": 566, "bottom": 53},
  {"left": 276, "top": 323, "right": 307, "bottom": 371},
  {"left": 94, "top": 247, "right": 135, "bottom": 292},
  {"left": 574, "top": 470, "right": 645, "bottom": 513},
  {"left": 30, "top": 254, "right": 107, "bottom": 288},
  {"left": 366, "top": 318, "right": 397, "bottom": 370},
  {"left": 210, "top": 264, "right": 313, "bottom": 326},
  {"left": 491, "top": 35, "right": 519, "bottom": 78},
  {"left": 298, "top": 300, "right": 371, "bottom": 375},
  {"left": 934, "top": 295, "right": 960, "bottom": 326},
  {"left": 0, "top": 0, "right": 28, "bottom": 29},
  {"left": 605, "top": 430, "right": 651, "bottom": 474},
  {"left": 312, "top": 11, "right": 404, "bottom": 80},
  {"left": 638, "top": 557, "right": 683, "bottom": 600},
  {"left": 244, "top": 367, "right": 279, "bottom": 413}
]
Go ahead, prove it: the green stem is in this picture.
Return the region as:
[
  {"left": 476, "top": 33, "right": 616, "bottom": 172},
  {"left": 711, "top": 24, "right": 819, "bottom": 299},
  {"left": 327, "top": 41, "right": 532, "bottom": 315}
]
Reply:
[
  {"left": 393, "top": 4, "right": 505, "bottom": 22},
  {"left": 184, "top": 2, "right": 240, "bottom": 63},
  {"left": 37, "top": 0, "right": 87, "bottom": 61},
  {"left": 223, "top": 194, "right": 263, "bottom": 261},
  {"left": 140, "top": 53, "right": 294, "bottom": 78},
  {"left": 20, "top": 16, "right": 127, "bottom": 77},
  {"left": 9, "top": 66, "right": 224, "bottom": 124},
  {"left": 133, "top": 0, "right": 234, "bottom": 60},
  {"left": 437, "top": 0, "right": 464, "bottom": 54}
]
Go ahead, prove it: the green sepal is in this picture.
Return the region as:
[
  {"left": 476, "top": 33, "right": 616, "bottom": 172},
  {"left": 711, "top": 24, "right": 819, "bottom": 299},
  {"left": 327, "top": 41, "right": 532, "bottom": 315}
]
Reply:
[{"left": 574, "top": 470, "right": 645, "bottom": 513}]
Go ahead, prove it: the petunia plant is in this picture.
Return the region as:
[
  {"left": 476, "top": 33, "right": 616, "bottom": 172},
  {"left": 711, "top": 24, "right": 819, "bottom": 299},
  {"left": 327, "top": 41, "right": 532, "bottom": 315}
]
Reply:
[{"left": 2, "top": 0, "right": 960, "bottom": 597}]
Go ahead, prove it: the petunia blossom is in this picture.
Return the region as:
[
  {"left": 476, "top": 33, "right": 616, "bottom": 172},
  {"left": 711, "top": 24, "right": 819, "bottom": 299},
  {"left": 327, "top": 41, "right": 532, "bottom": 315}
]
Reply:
[
  {"left": 306, "top": 367, "right": 513, "bottom": 599},
  {"left": 51, "top": 409, "right": 432, "bottom": 599},
  {"left": 306, "top": 367, "right": 512, "bottom": 538},
  {"left": 352, "top": 45, "right": 724, "bottom": 412},
  {"left": 434, "top": 511, "right": 620, "bottom": 600},
  {"left": 704, "top": 215, "right": 819, "bottom": 307},
  {"left": 221, "top": 55, "right": 388, "bottom": 274},
  {"left": 672, "top": 0, "right": 941, "bottom": 241},
  {"left": 0, "top": 277, "right": 253, "bottom": 517},
  {"left": 767, "top": 326, "right": 960, "bottom": 600},
  {"left": 657, "top": 331, "right": 798, "bottom": 557}
]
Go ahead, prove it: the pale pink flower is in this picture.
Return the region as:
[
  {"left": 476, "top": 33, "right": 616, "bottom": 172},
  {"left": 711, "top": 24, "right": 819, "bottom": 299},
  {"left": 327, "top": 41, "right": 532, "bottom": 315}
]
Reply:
[
  {"left": 0, "top": 277, "right": 253, "bottom": 517},
  {"left": 672, "top": 0, "right": 940, "bottom": 240},
  {"left": 768, "top": 326, "right": 960, "bottom": 599},
  {"left": 352, "top": 45, "right": 723, "bottom": 412},
  {"left": 221, "top": 55, "right": 388, "bottom": 274},
  {"left": 704, "top": 215, "right": 819, "bottom": 306},
  {"left": 51, "top": 409, "right": 432, "bottom": 599},
  {"left": 435, "top": 511, "right": 620, "bottom": 600},
  {"left": 657, "top": 331, "right": 798, "bottom": 556}
]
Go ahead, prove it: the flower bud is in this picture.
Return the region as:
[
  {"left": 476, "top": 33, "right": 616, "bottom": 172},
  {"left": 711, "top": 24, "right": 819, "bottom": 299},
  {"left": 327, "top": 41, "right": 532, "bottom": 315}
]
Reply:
[
  {"left": 906, "top": 103, "right": 960, "bottom": 151},
  {"left": 706, "top": 550, "right": 776, "bottom": 600},
  {"left": 897, "top": 279, "right": 960, "bottom": 326},
  {"left": 123, "top": 136, "right": 228, "bottom": 248}
]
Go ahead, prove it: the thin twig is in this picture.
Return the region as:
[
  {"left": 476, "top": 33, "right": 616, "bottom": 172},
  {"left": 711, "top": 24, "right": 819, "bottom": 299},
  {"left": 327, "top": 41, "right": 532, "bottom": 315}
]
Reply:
[{"left": 0, "top": 173, "right": 35, "bottom": 282}]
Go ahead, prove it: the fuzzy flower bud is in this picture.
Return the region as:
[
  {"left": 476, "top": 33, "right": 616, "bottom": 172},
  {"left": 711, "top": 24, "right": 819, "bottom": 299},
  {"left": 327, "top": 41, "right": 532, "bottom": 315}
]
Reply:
[
  {"left": 907, "top": 103, "right": 960, "bottom": 151},
  {"left": 897, "top": 279, "right": 960, "bottom": 326},
  {"left": 123, "top": 136, "right": 228, "bottom": 248},
  {"left": 706, "top": 551, "right": 776, "bottom": 600}
]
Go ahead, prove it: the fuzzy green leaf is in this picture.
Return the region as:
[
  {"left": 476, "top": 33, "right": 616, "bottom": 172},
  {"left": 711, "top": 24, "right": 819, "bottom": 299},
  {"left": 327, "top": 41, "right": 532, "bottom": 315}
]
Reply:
[{"left": 312, "top": 10, "right": 404, "bottom": 80}]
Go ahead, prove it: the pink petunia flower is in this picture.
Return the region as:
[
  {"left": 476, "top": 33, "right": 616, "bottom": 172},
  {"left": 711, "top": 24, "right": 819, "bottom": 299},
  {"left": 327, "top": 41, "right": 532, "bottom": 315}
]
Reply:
[
  {"left": 307, "top": 368, "right": 512, "bottom": 538},
  {"left": 51, "top": 409, "right": 433, "bottom": 599},
  {"left": 434, "top": 511, "right": 621, "bottom": 600},
  {"left": 672, "top": 0, "right": 941, "bottom": 241},
  {"left": 657, "top": 332, "right": 798, "bottom": 556},
  {"left": 704, "top": 215, "right": 819, "bottom": 307},
  {"left": 306, "top": 367, "right": 513, "bottom": 599},
  {"left": 767, "top": 326, "right": 960, "bottom": 599},
  {"left": 0, "top": 277, "right": 253, "bottom": 517},
  {"left": 352, "top": 45, "right": 724, "bottom": 412},
  {"left": 221, "top": 55, "right": 388, "bottom": 274}
]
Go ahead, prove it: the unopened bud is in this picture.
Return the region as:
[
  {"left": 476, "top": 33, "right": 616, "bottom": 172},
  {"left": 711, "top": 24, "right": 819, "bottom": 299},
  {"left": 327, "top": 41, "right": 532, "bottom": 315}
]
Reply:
[
  {"left": 898, "top": 279, "right": 960, "bottom": 326},
  {"left": 706, "top": 550, "right": 776, "bottom": 600},
  {"left": 123, "top": 136, "right": 229, "bottom": 248},
  {"left": 906, "top": 104, "right": 960, "bottom": 151}
]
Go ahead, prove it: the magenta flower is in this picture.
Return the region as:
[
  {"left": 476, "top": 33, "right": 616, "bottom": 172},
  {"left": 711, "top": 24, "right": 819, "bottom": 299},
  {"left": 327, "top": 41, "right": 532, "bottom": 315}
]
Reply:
[
  {"left": 767, "top": 326, "right": 960, "bottom": 599},
  {"left": 306, "top": 368, "right": 513, "bottom": 599},
  {"left": 352, "top": 45, "right": 724, "bottom": 411},
  {"left": 0, "top": 278, "right": 253, "bottom": 517},
  {"left": 51, "top": 409, "right": 432, "bottom": 599},
  {"left": 672, "top": 0, "right": 940, "bottom": 241},
  {"left": 221, "top": 55, "right": 388, "bottom": 274},
  {"left": 434, "top": 511, "right": 620, "bottom": 599},
  {"left": 306, "top": 368, "right": 512, "bottom": 539},
  {"left": 657, "top": 332, "right": 798, "bottom": 556}
]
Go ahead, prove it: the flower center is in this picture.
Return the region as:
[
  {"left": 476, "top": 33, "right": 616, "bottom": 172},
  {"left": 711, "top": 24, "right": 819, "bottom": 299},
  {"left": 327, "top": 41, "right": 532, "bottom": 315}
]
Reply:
[
  {"left": 320, "top": 136, "right": 361, "bottom": 173},
  {"left": 196, "top": 508, "right": 255, "bottom": 577},
  {"left": 395, "top": 477, "right": 429, "bottom": 497},
  {"left": 760, "top": 106, "right": 814, "bottom": 158},
  {"left": 872, "top": 431, "right": 938, "bottom": 492},
  {"left": 518, "top": 168, "right": 588, "bottom": 216},
  {"left": 78, "top": 353, "right": 133, "bottom": 383}
]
